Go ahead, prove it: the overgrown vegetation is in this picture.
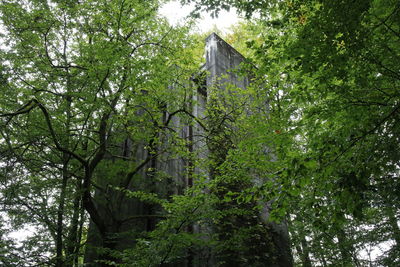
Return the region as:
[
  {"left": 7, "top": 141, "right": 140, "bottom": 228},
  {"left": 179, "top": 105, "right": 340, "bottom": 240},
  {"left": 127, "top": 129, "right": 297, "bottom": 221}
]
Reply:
[{"left": 1, "top": 0, "right": 399, "bottom": 266}]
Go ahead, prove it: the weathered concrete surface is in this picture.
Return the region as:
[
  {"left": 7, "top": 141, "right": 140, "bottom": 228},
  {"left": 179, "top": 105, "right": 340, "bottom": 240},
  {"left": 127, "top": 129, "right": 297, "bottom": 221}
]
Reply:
[
  {"left": 205, "top": 33, "right": 250, "bottom": 90},
  {"left": 204, "top": 33, "right": 293, "bottom": 267},
  {"left": 84, "top": 33, "right": 292, "bottom": 267}
]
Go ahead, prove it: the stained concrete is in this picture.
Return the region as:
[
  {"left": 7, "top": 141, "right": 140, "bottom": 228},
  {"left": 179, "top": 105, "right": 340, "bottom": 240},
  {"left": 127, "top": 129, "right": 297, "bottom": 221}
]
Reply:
[{"left": 84, "top": 33, "right": 292, "bottom": 267}]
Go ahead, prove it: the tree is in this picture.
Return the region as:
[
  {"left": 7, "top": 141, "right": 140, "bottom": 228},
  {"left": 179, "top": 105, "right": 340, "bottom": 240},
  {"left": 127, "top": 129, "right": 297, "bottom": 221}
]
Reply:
[
  {"left": 3, "top": 0, "right": 399, "bottom": 265},
  {"left": 0, "top": 0, "right": 197, "bottom": 265},
  {"left": 181, "top": 0, "right": 400, "bottom": 265}
]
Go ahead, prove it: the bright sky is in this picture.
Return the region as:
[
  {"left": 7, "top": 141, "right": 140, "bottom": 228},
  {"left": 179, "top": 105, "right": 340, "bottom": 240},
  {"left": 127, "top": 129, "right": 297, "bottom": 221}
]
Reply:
[{"left": 159, "top": 1, "right": 241, "bottom": 34}]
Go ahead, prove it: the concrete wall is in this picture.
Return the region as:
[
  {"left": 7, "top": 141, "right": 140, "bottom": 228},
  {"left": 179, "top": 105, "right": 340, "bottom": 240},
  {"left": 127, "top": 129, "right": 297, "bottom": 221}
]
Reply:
[
  {"left": 205, "top": 33, "right": 249, "bottom": 90},
  {"left": 84, "top": 33, "right": 292, "bottom": 267},
  {"left": 204, "top": 33, "right": 292, "bottom": 267}
]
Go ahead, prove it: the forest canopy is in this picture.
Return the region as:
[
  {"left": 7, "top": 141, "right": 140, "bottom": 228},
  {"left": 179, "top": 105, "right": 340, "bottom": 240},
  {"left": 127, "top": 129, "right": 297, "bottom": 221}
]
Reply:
[{"left": 0, "top": 0, "right": 399, "bottom": 266}]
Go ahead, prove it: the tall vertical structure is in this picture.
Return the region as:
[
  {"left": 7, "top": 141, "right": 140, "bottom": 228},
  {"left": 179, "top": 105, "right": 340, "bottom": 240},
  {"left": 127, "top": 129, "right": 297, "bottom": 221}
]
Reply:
[
  {"left": 84, "top": 33, "right": 292, "bottom": 266},
  {"left": 202, "top": 33, "right": 292, "bottom": 267},
  {"left": 204, "top": 33, "right": 250, "bottom": 90}
]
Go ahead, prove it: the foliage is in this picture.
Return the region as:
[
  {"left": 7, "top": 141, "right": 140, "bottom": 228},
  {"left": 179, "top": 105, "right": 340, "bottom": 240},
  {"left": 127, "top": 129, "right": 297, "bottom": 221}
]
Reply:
[
  {"left": 183, "top": 0, "right": 400, "bottom": 265},
  {"left": 0, "top": 0, "right": 198, "bottom": 265},
  {"left": 2, "top": 0, "right": 400, "bottom": 266}
]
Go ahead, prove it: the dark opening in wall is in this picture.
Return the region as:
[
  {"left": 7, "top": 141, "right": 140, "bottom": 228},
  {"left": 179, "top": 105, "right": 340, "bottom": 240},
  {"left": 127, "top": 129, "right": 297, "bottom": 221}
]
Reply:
[{"left": 192, "top": 71, "right": 207, "bottom": 97}]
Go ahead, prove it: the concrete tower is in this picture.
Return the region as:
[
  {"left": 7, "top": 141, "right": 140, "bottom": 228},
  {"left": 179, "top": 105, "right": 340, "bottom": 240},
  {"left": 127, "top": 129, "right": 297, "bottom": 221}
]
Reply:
[{"left": 84, "top": 33, "right": 292, "bottom": 267}]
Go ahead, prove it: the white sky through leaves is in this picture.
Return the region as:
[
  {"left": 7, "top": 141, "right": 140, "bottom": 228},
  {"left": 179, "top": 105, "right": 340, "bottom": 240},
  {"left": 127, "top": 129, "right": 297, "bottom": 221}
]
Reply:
[{"left": 159, "top": 1, "right": 241, "bottom": 34}]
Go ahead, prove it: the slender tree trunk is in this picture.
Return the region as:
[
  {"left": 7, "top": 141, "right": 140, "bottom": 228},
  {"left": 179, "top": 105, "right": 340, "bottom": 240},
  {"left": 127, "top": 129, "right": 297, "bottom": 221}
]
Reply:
[
  {"left": 56, "top": 96, "right": 72, "bottom": 266},
  {"left": 56, "top": 169, "right": 68, "bottom": 267},
  {"left": 55, "top": 23, "right": 74, "bottom": 266},
  {"left": 65, "top": 178, "right": 83, "bottom": 266},
  {"left": 75, "top": 200, "right": 85, "bottom": 266}
]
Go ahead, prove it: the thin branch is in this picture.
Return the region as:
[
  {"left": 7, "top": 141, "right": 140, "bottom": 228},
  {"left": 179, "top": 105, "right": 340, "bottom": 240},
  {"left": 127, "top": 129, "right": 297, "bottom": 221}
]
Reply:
[
  {"left": 330, "top": 103, "right": 400, "bottom": 163},
  {"left": 119, "top": 214, "right": 166, "bottom": 224},
  {"left": 159, "top": 205, "right": 200, "bottom": 266},
  {"left": 1, "top": 99, "right": 86, "bottom": 164},
  {"left": 33, "top": 99, "right": 87, "bottom": 164},
  {"left": 165, "top": 109, "right": 208, "bottom": 131},
  {"left": 0, "top": 99, "right": 37, "bottom": 125},
  {"left": 120, "top": 152, "right": 158, "bottom": 189}
]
